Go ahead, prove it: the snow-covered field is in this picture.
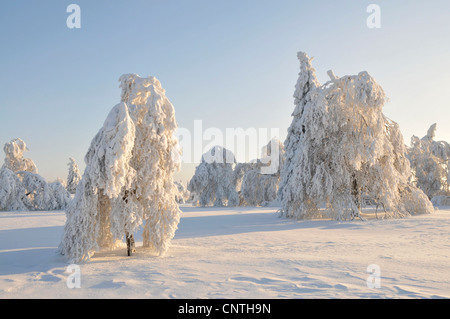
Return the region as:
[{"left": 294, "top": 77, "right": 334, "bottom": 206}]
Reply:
[{"left": 1, "top": 205, "right": 449, "bottom": 299}]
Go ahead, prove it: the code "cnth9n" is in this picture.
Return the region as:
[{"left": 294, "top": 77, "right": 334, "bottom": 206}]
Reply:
[{"left": 222, "top": 303, "right": 270, "bottom": 314}]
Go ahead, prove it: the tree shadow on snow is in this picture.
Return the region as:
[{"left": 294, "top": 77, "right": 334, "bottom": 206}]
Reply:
[
  {"left": 0, "top": 226, "right": 66, "bottom": 276},
  {"left": 174, "top": 211, "right": 365, "bottom": 239}
]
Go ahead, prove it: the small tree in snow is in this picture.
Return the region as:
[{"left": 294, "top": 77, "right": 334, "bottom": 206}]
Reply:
[
  {"left": 66, "top": 157, "right": 81, "bottom": 194},
  {"left": 408, "top": 124, "right": 450, "bottom": 199},
  {"left": 60, "top": 74, "right": 182, "bottom": 263},
  {"left": 240, "top": 138, "right": 285, "bottom": 206},
  {"left": 2, "top": 138, "right": 37, "bottom": 173},
  {"left": 188, "top": 146, "right": 239, "bottom": 207},
  {"left": 278, "top": 52, "right": 433, "bottom": 220}
]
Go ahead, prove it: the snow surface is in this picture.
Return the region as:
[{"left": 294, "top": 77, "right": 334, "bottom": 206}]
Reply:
[{"left": 1, "top": 205, "right": 449, "bottom": 299}]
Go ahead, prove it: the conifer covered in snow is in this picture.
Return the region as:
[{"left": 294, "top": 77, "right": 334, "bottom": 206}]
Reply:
[
  {"left": 408, "top": 124, "right": 450, "bottom": 199},
  {"left": 278, "top": 52, "right": 433, "bottom": 220},
  {"left": 277, "top": 52, "right": 319, "bottom": 200},
  {"left": 240, "top": 138, "right": 285, "bottom": 206},
  {"left": 188, "top": 146, "right": 239, "bottom": 207},
  {"left": 60, "top": 74, "right": 182, "bottom": 262},
  {"left": 66, "top": 157, "right": 81, "bottom": 194}
]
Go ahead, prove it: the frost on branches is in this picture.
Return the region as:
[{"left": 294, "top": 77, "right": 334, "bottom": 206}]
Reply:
[
  {"left": 0, "top": 138, "right": 71, "bottom": 211},
  {"left": 408, "top": 124, "right": 450, "bottom": 200},
  {"left": 60, "top": 74, "right": 182, "bottom": 263},
  {"left": 278, "top": 52, "right": 433, "bottom": 220},
  {"left": 240, "top": 138, "right": 285, "bottom": 206},
  {"left": 188, "top": 146, "right": 239, "bottom": 207},
  {"left": 66, "top": 157, "right": 81, "bottom": 194}
]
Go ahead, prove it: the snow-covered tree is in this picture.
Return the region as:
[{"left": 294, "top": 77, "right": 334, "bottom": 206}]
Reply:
[
  {"left": 174, "top": 181, "right": 190, "bottom": 204},
  {"left": 408, "top": 124, "right": 450, "bottom": 199},
  {"left": 240, "top": 138, "right": 285, "bottom": 206},
  {"left": 60, "top": 74, "right": 182, "bottom": 263},
  {"left": 278, "top": 52, "right": 433, "bottom": 220},
  {"left": 0, "top": 167, "right": 27, "bottom": 211},
  {"left": 0, "top": 169, "right": 71, "bottom": 211},
  {"left": 2, "top": 138, "right": 37, "bottom": 173},
  {"left": 0, "top": 139, "right": 71, "bottom": 211},
  {"left": 431, "top": 195, "right": 450, "bottom": 206},
  {"left": 278, "top": 52, "right": 319, "bottom": 200},
  {"left": 47, "top": 181, "right": 71, "bottom": 209},
  {"left": 17, "top": 171, "right": 71, "bottom": 211},
  {"left": 52, "top": 177, "right": 67, "bottom": 188},
  {"left": 232, "top": 162, "right": 258, "bottom": 205},
  {"left": 66, "top": 157, "right": 81, "bottom": 194},
  {"left": 188, "top": 146, "right": 239, "bottom": 207}
]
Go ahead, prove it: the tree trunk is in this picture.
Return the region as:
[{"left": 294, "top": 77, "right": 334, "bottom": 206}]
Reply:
[
  {"left": 351, "top": 176, "right": 361, "bottom": 218},
  {"left": 126, "top": 232, "right": 136, "bottom": 256}
]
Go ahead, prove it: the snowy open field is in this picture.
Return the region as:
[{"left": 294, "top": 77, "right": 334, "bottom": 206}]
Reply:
[{"left": 0, "top": 205, "right": 449, "bottom": 299}]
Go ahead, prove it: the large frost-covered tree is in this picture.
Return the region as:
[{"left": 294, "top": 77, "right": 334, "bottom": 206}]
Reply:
[
  {"left": 66, "top": 157, "right": 81, "bottom": 194},
  {"left": 60, "top": 74, "right": 182, "bottom": 263},
  {"left": 408, "top": 124, "right": 450, "bottom": 199},
  {"left": 188, "top": 146, "right": 239, "bottom": 207},
  {"left": 0, "top": 138, "right": 71, "bottom": 211},
  {"left": 278, "top": 52, "right": 433, "bottom": 220},
  {"left": 240, "top": 138, "right": 285, "bottom": 206}
]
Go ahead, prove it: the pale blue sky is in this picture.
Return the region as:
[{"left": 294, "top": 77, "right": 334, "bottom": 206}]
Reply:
[{"left": 1, "top": 1, "right": 449, "bottom": 183}]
